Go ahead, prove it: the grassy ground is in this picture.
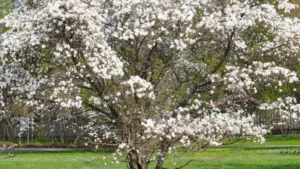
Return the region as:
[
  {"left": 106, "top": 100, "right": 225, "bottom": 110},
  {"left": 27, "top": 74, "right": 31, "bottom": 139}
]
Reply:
[
  {"left": 1, "top": 135, "right": 300, "bottom": 169},
  {"left": 0, "top": 151, "right": 117, "bottom": 169},
  {"left": 172, "top": 148, "right": 300, "bottom": 169},
  {"left": 1, "top": 148, "right": 300, "bottom": 169},
  {"left": 218, "top": 135, "right": 300, "bottom": 148}
]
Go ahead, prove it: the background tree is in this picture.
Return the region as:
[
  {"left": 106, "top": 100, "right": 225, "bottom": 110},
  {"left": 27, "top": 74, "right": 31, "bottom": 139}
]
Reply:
[{"left": 1, "top": 0, "right": 300, "bottom": 169}]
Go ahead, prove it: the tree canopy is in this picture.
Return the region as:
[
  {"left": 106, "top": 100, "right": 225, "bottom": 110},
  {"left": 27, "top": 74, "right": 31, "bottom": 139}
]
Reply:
[{"left": 1, "top": 0, "right": 300, "bottom": 169}]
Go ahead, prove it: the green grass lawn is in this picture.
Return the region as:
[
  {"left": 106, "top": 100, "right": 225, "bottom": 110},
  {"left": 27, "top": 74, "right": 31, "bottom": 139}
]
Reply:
[
  {"left": 0, "top": 151, "right": 119, "bottom": 169},
  {"left": 1, "top": 135, "right": 300, "bottom": 169},
  {"left": 1, "top": 148, "right": 300, "bottom": 169},
  {"left": 218, "top": 135, "right": 300, "bottom": 148}
]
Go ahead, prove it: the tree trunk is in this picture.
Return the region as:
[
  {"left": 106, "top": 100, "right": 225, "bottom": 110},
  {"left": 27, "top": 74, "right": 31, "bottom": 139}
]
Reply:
[
  {"left": 155, "top": 152, "right": 165, "bottom": 169},
  {"left": 155, "top": 140, "right": 171, "bottom": 169},
  {"left": 128, "top": 150, "right": 148, "bottom": 169}
]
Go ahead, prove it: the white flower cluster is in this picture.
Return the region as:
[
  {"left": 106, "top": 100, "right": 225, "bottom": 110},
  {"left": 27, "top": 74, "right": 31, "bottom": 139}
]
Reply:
[
  {"left": 260, "top": 97, "right": 300, "bottom": 121},
  {"left": 278, "top": 0, "right": 298, "bottom": 12},
  {"left": 175, "top": 59, "right": 207, "bottom": 82},
  {"left": 142, "top": 110, "right": 267, "bottom": 146},
  {"left": 0, "top": 66, "right": 43, "bottom": 118},
  {"left": 122, "top": 76, "right": 155, "bottom": 99},
  {"left": 0, "top": 0, "right": 124, "bottom": 79},
  {"left": 225, "top": 62, "right": 298, "bottom": 94},
  {"left": 47, "top": 78, "right": 83, "bottom": 109}
]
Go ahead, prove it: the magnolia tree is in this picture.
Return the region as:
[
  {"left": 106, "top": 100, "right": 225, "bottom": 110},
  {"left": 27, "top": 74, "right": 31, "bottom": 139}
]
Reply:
[{"left": 1, "top": 0, "right": 300, "bottom": 169}]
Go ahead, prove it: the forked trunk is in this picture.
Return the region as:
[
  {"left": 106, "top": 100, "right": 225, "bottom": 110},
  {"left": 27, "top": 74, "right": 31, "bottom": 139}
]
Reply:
[
  {"left": 128, "top": 150, "right": 148, "bottom": 169},
  {"left": 154, "top": 151, "right": 165, "bottom": 169},
  {"left": 155, "top": 140, "right": 171, "bottom": 169}
]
